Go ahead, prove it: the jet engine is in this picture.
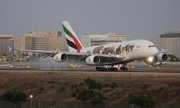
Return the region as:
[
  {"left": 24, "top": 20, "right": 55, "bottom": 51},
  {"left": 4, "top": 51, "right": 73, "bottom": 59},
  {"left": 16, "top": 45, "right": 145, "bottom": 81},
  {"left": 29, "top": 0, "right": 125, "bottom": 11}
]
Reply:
[
  {"left": 154, "top": 53, "right": 168, "bottom": 62},
  {"left": 85, "top": 55, "right": 100, "bottom": 65},
  {"left": 53, "top": 53, "right": 68, "bottom": 62},
  {"left": 144, "top": 53, "right": 168, "bottom": 66}
]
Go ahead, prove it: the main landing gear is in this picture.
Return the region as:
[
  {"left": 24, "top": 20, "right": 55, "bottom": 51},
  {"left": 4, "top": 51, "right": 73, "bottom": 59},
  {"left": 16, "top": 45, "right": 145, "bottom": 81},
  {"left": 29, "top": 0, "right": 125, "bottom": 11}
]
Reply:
[
  {"left": 95, "top": 64, "right": 129, "bottom": 71},
  {"left": 96, "top": 65, "right": 118, "bottom": 71},
  {"left": 120, "top": 64, "right": 128, "bottom": 71}
]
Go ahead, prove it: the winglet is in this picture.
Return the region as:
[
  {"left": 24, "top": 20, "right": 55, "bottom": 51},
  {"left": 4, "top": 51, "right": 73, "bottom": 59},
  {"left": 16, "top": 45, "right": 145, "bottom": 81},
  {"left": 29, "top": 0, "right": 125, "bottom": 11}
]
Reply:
[{"left": 62, "top": 21, "right": 83, "bottom": 53}]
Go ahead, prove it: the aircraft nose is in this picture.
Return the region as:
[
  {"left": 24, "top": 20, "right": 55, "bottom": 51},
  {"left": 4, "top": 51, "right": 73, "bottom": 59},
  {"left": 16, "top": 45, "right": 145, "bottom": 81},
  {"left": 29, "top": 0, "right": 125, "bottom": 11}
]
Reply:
[{"left": 153, "top": 47, "right": 159, "bottom": 55}]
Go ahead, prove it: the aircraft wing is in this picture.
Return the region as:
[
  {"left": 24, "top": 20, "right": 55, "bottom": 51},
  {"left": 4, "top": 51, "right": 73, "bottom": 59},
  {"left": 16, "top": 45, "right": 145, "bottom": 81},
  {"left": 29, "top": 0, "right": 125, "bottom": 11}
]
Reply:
[
  {"left": 13, "top": 48, "right": 60, "bottom": 57},
  {"left": 54, "top": 52, "right": 126, "bottom": 65},
  {"left": 13, "top": 47, "right": 125, "bottom": 64},
  {"left": 14, "top": 48, "right": 58, "bottom": 53}
]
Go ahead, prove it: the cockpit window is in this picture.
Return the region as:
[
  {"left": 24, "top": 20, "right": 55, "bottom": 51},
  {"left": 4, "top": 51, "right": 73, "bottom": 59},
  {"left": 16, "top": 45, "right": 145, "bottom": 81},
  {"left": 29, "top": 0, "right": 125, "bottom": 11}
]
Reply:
[{"left": 148, "top": 45, "right": 155, "bottom": 48}]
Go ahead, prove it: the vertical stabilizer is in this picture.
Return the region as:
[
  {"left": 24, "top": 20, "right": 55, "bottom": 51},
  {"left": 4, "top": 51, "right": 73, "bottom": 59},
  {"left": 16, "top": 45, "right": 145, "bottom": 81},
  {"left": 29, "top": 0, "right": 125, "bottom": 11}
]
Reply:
[{"left": 62, "top": 21, "right": 83, "bottom": 53}]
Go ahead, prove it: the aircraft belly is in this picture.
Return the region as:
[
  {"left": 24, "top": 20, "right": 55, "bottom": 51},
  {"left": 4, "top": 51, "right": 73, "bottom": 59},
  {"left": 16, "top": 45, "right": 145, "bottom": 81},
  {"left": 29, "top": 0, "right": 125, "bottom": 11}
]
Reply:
[{"left": 99, "top": 56, "right": 123, "bottom": 65}]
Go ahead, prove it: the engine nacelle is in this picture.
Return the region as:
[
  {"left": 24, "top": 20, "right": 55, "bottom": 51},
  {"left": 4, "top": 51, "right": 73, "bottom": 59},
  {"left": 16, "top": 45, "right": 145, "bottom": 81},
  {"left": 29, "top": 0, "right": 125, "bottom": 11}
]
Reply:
[
  {"left": 144, "top": 53, "right": 168, "bottom": 66},
  {"left": 53, "top": 53, "right": 68, "bottom": 62},
  {"left": 85, "top": 55, "right": 100, "bottom": 65},
  {"left": 154, "top": 53, "right": 168, "bottom": 62}
]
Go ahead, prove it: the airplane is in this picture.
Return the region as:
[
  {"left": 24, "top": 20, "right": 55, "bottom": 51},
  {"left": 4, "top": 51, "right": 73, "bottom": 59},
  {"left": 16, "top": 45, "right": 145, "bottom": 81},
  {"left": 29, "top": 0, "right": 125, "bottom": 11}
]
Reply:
[{"left": 13, "top": 21, "right": 168, "bottom": 71}]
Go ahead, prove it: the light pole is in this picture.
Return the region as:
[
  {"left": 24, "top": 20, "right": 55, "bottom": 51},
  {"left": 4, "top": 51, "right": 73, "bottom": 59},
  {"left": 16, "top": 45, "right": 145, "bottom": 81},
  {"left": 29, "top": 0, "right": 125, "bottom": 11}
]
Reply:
[{"left": 30, "top": 94, "right": 33, "bottom": 108}]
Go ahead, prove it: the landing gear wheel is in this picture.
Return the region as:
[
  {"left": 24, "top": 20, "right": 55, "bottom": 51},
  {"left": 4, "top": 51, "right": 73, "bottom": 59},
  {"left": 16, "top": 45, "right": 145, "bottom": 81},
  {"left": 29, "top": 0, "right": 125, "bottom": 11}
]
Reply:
[
  {"left": 120, "top": 65, "right": 128, "bottom": 71},
  {"left": 96, "top": 66, "right": 118, "bottom": 72}
]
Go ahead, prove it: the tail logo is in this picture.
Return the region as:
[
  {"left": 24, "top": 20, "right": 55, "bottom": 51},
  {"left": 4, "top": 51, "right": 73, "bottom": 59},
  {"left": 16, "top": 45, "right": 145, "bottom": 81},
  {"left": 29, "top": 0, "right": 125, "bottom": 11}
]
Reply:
[{"left": 62, "top": 23, "right": 82, "bottom": 53}]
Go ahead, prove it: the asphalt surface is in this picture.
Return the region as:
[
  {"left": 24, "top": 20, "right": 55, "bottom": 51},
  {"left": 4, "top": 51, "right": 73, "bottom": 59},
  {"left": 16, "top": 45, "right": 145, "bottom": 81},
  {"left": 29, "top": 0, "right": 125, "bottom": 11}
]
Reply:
[{"left": 0, "top": 57, "right": 180, "bottom": 74}]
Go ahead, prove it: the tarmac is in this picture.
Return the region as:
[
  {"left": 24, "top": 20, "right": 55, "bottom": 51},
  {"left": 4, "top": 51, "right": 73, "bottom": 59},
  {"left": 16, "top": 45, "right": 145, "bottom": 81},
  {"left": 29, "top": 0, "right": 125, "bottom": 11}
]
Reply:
[{"left": 0, "top": 57, "right": 180, "bottom": 73}]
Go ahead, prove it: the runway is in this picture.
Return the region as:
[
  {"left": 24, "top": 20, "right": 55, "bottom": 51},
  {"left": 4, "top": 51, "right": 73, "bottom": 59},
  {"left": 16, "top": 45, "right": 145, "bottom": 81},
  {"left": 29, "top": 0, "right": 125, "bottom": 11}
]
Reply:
[{"left": 0, "top": 59, "right": 180, "bottom": 75}]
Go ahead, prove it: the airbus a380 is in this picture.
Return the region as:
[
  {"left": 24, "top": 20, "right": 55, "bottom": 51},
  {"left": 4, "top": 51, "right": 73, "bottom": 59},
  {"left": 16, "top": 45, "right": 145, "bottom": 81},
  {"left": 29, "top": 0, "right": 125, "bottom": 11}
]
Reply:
[{"left": 15, "top": 21, "right": 168, "bottom": 71}]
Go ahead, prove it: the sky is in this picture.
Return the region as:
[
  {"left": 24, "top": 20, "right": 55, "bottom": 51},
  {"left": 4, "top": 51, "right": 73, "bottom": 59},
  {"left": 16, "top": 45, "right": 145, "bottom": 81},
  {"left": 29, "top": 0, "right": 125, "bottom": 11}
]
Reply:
[{"left": 0, "top": 0, "right": 180, "bottom": 40}]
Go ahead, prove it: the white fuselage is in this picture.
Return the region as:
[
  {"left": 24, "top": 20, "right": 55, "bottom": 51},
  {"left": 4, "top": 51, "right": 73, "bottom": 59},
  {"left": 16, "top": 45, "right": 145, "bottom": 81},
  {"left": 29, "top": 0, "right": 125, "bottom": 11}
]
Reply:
[{"left": 80, "top": 39, "right": 158, "bottom": 63}]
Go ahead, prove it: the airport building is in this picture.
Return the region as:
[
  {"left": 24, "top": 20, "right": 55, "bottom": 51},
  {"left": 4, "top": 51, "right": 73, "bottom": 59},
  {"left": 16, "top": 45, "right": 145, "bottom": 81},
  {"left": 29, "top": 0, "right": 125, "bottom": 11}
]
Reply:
[
  {"left": 13, "top": 31, "right": 68, "bottom": 61},
  {"left": 82, "top": 33, "right": 127, "bottom": 47},
  {"left": 27, "top": 31, "right": 62, "bottom": 37},
  {"left": 14, "top": 31, "right": 68, "bottom": 51},
  {"left": 148, "top": 32, "right": 180, "bottom": 59},
  {"left": 0, "top": 35, "right": 14, "bottom": 57},
  {"left": 160, "top": 32, "right": 180, "bottom": 38},
  {"left": 47, "top": 36, "right": 68, "bottom": 51}
]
